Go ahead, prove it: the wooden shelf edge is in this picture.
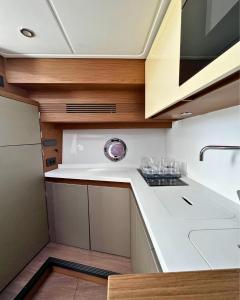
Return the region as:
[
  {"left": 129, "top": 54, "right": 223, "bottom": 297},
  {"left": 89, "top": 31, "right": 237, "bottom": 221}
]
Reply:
[
  {"left": 49, "top": 122, "right": 172, "bottom": 129},
  {"left": 45, "top": 177, "right": 131, "bottom": 189}
]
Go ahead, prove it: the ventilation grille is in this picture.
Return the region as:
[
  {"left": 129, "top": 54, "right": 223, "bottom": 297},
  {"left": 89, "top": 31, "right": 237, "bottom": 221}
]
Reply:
[
  {"left": 40, "top": 103, "right": 117, "bottom": 113},
  {"left": 66, "top": 103, "right": 116, "bottom": 113},
  {"left": 39, "top": 103, "right": 144, "bottom": 114}
]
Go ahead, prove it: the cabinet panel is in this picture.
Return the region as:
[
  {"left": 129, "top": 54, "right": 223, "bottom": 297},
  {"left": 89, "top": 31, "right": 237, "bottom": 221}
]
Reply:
[
  {"left": 146, "top": 0, "right": 240, "bottom": 118},
  {"left": 145, "top": 0, "right": 181, "bottom": 118},
  {"left": 0, "top": 145, "right": 48, "bottom": 290},
  {"left": 0, "top": 96, "right": 41, "bottom": 146},
  {"left": 46, "top": 182, "right": 90, "bottom": 249},
  {"left": 88, "top": 186, "right": 130, "bottom": 257},
  {"left": 130, "top": 192, "right": 160, "bottom": 273}
]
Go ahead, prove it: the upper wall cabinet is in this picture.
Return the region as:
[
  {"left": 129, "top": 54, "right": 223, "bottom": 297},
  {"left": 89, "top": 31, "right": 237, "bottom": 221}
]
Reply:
[
  {"left": 0, "top": 0, "right": 71, "bottom": 55},
  {"left": 145, "top": 0, "right": 240, "bottom": 118},
  {"left": 145, "top": 0, "right": 181, "bottom": 118}
]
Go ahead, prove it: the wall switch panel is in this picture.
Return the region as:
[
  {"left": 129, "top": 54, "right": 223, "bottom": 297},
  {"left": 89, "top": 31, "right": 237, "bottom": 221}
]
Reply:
[
  {"left": 0, "top": 75, "right": 4, "bottom": 87},
  {"left": 46, "top": 157, "right": 57, "bottom": 167},
  {"left": 42, "top": 139, "right": 57, "bottom": 147}
]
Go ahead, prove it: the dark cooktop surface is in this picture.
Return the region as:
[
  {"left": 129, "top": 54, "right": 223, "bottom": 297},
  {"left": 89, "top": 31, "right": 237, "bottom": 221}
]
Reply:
[{"left": 138, "top": 169, "right": 188, "bottom": 187}]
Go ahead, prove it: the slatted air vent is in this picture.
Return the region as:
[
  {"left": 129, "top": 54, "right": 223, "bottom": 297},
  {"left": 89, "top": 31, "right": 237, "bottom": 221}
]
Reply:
[
  {"left": 40, "top": 103, "right": 117, "bottom": 114},
  {"left": 66, "top": 104, "right": 116, "bottom": 113}
]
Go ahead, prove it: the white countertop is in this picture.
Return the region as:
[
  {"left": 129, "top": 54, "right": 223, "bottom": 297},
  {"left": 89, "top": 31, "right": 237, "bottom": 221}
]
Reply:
[{"left": 45, "top": 165, "right": 240, "bottom": 272}]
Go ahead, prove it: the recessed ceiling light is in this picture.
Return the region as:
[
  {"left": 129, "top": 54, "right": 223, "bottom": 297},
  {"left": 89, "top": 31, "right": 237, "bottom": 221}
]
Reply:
[
  {"left": 20, "top": 28, "right": 35, "bottom": 38},
  {"left": 179, "top": 112, "right": 193, "bottom": 117}
]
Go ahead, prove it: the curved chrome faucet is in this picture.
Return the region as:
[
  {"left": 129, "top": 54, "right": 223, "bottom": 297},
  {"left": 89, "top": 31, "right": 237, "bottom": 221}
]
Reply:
[{"left": 199, "top": 145, "right": 240, "bottom": 161}]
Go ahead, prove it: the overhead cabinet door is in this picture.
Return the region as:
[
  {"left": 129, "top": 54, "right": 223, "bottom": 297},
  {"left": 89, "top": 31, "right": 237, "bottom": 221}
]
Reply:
[
  {"left": 145, "top": 0, "right": 181, "bottom": 118},
  {"left": 88, "top": 186, "right": 130, "bottom": 257},
  {"left": 0, "top": 96, "right": 41, "bottom": 146},
  {"left": 0, "top": 144, "right": 48, "bottom": 290},
  {"left": 46, "top": 182, "right": 90, "bottom": 250}
]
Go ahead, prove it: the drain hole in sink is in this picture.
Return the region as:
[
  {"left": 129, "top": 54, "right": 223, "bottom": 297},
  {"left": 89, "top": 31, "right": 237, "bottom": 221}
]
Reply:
[{"left": 182, "top": 197, "right": 193, "bottom": 206}]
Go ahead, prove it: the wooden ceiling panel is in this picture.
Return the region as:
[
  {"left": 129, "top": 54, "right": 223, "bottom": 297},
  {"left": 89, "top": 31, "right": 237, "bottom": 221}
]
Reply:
[{"left": 5, "top": 59, "right": 145, "bottom": 85}]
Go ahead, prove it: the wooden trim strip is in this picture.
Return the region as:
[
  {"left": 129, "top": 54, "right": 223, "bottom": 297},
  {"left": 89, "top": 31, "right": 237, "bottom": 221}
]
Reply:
[
  {"left": 45, "top": 177, "right": 131, "bottom": 189},
  {"left": 40, "top": 112, "right": 173, "bottom": 125},
  {"left": 57, "top": 122, "right": 172, "bottom": 129}
]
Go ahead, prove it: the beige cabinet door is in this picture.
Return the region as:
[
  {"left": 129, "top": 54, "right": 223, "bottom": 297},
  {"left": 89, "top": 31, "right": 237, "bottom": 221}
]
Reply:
[
  {"left": 146, "top": 0, "right": 240, "bottom": 118},
  {"left": 0, "top": 144, "right": 49, "bottom": 290},
  {"left": 145, "top": 0, "right": 181, "bottom": 118},
  {"left": 88, "top": 186, "right": 130, "bottom": 257},
  {"left": 46, "top": 182, "right": 90, "bottom": 250},
  {"left": 130, "top": 192, "right": 160, "bottom": 273},
  {"left": 0, "top": 96, "right": 41, "bottom": 146}
]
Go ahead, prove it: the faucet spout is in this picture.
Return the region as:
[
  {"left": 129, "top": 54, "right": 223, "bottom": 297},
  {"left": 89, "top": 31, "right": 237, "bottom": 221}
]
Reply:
[{"left": 199, "top": 145, "right": 240, "bottom": 161}]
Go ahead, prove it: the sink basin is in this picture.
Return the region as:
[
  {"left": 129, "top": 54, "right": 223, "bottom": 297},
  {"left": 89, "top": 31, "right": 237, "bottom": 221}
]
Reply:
[
  {"left": 154, "top": 190, "right": 235, "bottom": 219},
  {"left": 189, "top": 228, "right": 240, "bottom": 269}
]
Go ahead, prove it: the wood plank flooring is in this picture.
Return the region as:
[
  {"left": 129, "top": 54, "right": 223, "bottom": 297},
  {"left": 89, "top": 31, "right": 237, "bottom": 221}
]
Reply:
[{"left": 0, "top": 242, "right": 132, "bottom": 300}]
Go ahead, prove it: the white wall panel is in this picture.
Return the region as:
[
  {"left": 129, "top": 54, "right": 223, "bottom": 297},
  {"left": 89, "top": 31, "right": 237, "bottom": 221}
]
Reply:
[
  {"left": 166, "top": 106, "right": 240, "bottom": 204},
  {"left": 62, "top": 129, "right": 166, "bottom": 167}
]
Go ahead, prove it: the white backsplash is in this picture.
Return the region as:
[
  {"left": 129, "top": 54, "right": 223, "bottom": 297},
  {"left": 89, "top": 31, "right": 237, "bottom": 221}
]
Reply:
[
  {"left": 63, "top": 128, "right": 166, "bottom": 167},
  {"left": 62, "top": 106, "right": 240, "bottom": 204},
  {"left": 166, "top": 106, "right": 240, "bottom": 204}
]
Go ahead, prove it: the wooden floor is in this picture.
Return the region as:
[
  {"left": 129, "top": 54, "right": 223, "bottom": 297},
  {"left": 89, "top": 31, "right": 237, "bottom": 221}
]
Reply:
[
  {"left": 31, "top": 271, "right": 107, "bottom": 300},
  {"left": 0, "top": 242, "right": 132, "bottom": 300}
]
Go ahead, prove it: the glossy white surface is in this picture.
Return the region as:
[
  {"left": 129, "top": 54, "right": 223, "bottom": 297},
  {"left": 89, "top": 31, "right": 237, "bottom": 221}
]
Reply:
[
  {"left": 63, "top": 129, "right": 166, "bottom": 166},
  {"left": 0, "top": 0, "right": 170, "bottom": 58},
  {"left": 155, "top": 187, "right": 235, "bottom": 219},
  {"left": 189, "top": 228, "right": 240, "bottom": 269},
  {"left": 166, "top": 106, "right": 240, "bottom": 203},
  {"left": 50, "top": 0, "right": 163, "bottom": 56},
  {"left": 45, "top": 165, "right": 240, "bottom": 272},
  {"left": 0, "top": 0, "right": 71, "bottom": 55}
]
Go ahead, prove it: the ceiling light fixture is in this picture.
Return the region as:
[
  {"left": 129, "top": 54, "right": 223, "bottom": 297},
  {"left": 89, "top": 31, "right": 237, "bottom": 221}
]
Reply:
[
  {"left": 179, "top": 112, "right": 193, "bottom": 117},
  {"left": 20, "top": 28, "right": 35, "bottom": 38}
]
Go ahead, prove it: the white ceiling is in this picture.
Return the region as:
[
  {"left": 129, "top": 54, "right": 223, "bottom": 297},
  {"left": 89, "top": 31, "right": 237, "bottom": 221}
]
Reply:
[{"left": 0, "top": 0, "right": 170, "bottom": 58}]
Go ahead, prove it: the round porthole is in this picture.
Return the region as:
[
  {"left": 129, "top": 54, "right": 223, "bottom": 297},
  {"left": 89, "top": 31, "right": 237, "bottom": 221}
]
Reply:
[{"left": 104, "top": 138, "right": 127, "bottom": 162}]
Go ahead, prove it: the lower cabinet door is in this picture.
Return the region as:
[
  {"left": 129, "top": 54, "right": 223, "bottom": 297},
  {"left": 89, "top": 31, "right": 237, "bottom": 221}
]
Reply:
[
  {"left": 46, "top": 182, "right": 90, "bottom": 249},
  {"left": 88, "top": 186, "right": 131, "bottom": 257},
  {"left": 131, "top": 192, "right": 160, "bottom": 273}
]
